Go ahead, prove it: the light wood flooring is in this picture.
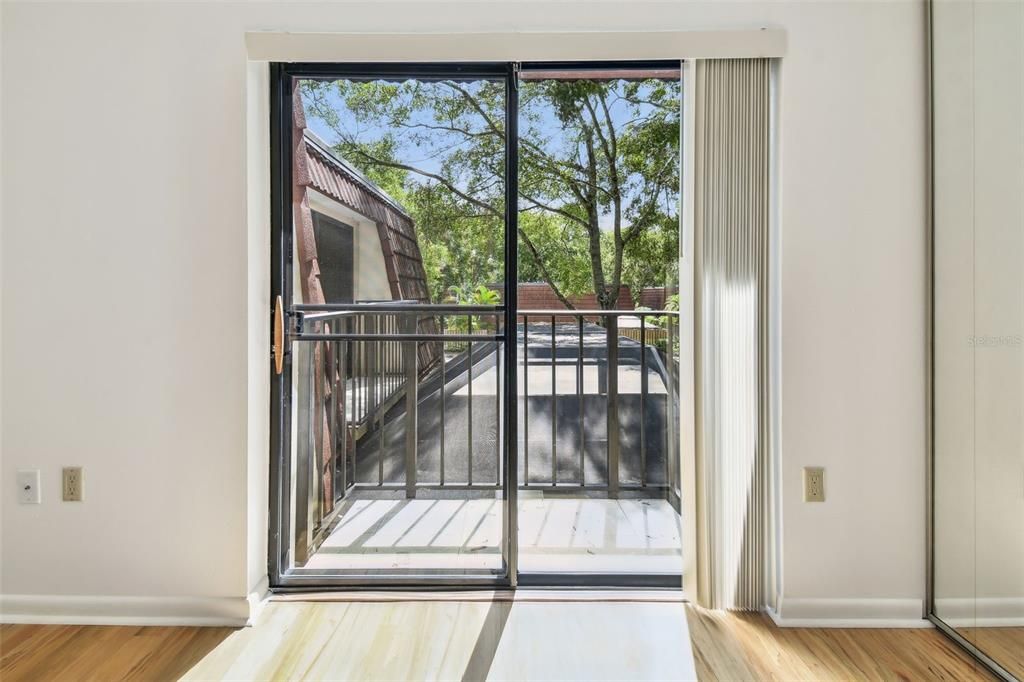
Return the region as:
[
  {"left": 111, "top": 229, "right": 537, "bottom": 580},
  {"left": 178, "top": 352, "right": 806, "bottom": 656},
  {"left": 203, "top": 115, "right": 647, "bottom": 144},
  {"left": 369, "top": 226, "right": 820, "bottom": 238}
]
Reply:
[
  {"left": 957, "top": 627, "right": 1024, "bottom": 680},
  {"left": 0, "top": 623, "right": 232, "bottom": 681},
  {"left": 685, "top": 607, "right": 997, "bottom": 681},
  {"left": 0, "top": 598, "right": 999, "bottom": 681}
]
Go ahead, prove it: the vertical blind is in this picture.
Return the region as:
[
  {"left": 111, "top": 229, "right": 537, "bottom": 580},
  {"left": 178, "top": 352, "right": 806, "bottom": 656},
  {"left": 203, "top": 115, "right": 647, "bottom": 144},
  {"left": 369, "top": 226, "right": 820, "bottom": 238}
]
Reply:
[{"left": 693, "top": 58, "right": 772, "bottom": 610}]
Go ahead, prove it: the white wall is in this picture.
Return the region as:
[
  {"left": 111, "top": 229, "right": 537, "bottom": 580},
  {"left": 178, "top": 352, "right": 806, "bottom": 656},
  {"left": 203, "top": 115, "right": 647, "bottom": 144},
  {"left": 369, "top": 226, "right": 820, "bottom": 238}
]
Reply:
[
  {"left": 1, "top": 1, "right": 927, "bottom": 624},
  {"left": 768, "top": 2, "right": 928, "bottom": 625}
]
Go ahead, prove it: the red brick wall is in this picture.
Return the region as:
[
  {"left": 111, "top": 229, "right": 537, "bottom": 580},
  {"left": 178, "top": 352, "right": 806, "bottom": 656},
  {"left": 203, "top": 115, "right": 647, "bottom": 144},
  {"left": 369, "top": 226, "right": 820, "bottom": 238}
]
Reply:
[
  {"left": 515, "top": 283, "right": 633, "bottom": 322},
  {"left": 637, "top": 287, "right": 667, "bottom": 310}
]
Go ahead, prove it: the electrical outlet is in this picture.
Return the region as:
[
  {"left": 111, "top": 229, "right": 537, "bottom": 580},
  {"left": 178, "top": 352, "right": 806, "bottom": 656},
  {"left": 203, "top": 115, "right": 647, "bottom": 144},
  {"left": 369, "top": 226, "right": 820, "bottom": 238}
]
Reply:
[
  {"left": 63, "top": 467, "right": 83, "bottom": 502},
  {"left": 803, "top": 467, "right": 825, "bottom": 502},
  {"left": 17, "top": 470, "right": 41, "bottom": 504}
]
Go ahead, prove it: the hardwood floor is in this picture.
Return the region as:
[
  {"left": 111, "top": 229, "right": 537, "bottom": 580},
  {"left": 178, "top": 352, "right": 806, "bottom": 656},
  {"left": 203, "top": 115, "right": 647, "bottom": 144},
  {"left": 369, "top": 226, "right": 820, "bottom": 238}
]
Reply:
[
  {"left": 686, "top": 607, "right": 996, "bottom": 681},
  {"left": 0, "top": 599, "right": 998, "bottom": 681},
  {"left": 0, "top": 624, "right": 233, "bottom": 681},
  {"left": 958, "top": 628, "right": 1024, "bottom": 680}
]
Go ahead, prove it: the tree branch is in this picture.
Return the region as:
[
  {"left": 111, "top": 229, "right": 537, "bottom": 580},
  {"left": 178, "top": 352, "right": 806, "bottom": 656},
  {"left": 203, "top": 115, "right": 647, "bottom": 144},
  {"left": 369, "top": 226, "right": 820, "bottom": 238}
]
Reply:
[
  {"left": 592, "top": 91, "right": 625, "bottom": 307},
  {"left": 518, "top": 228, "right": 576, "bottom": 310},
  {"left": 519, "top": 194, "right": 590, "bottom": 230},
  {"left": 397, "top": 120, "right": 497, "bottom": 140},
  {"left": 345, "top": 146, "right": 501, "bottom": 218},
  {"left": 443, "top": 82, "right": 504, "bottom": 136},
  {"left": 574, "top": 115, "right": 610, "bottom": 309}
]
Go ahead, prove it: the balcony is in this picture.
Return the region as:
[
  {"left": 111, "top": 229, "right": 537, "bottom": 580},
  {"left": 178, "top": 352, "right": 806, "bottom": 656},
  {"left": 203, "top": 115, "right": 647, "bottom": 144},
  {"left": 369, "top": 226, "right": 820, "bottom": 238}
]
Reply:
[{"left": 288, "top": 303, "right": 682, "bottom": 579}]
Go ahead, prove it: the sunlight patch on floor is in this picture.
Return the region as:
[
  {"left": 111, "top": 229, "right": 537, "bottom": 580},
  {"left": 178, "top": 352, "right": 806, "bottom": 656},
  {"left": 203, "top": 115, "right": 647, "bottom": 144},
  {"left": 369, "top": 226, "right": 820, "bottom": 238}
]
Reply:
[
  {"left": 299, "top": 497, "right": 682, "bottom": 575},
  {"left": 182, "top": 599, "right": 697, "bottom": 681}
]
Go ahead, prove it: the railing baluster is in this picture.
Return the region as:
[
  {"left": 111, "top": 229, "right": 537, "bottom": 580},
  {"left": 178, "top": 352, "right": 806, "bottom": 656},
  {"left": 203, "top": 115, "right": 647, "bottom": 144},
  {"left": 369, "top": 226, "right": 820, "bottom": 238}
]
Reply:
[
  {"left": 640, "top": 314, "right": 647, "bottom": 488},
  {"left": 339, "top": 336, "right": 348, "bottom": 495},
  {"left": 376, "top": 315, "right": 384, "bottom": 486},
  {"left": 362, "top": 315, "right": 367, "bottom": 424},
  {"left": 314, "top": 338, "right": 323, "bottom": 520},
  {"left": 360, "top": 315, "right": 364, "bottom": 421},
  {"left": 365, "top": 316, "right": 369, "bottom": 422},
  {"left": 377, "top": 341, "right": 385, "bottom": 487},
  {"left": 372, "top": 315, "right": 380, "bottom": 419},
  {"left": 551, "top": 315, "right": 557, "bottom": 487},
  {"left": 522, "top": 314, "right": 529, "bottom": 486},
  {"left": 578, "top": 316, "right": 584, "bottom": 487},
  {"left": 328, "top": 326, "right": 338, "bottom": 506},
  {"left": 467, "top": 314, "right": 473, "bottom": 487},
  {"left": 666, "top": 315, "right": 676, "bottom": 490},
  {"left": 495, "top": 314, "right": 501, "bottom": 486},
  {"left": 380, "top": 318, "right": 384, "bottom": 407},
  {"left": 304, "top": 339, "right": 315, "bottom": 547},
  {"left": 440, "top": 315, "right": 446, "bottom": 487},
  {"left": 606, "top": 314, "right": 620, "bottom": 498},
  {"left": 404, "top": 312, "right": 418, "bottom": 499},
  {"left": 349, "top": 317, "right": 357, "bottom": 483}
]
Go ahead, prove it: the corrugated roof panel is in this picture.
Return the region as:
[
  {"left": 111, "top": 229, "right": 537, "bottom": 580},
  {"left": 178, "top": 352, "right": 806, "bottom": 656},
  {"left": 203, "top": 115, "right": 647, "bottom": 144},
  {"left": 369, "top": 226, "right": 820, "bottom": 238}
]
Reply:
[{"left": 300, "top": 130, "right": 439, "bottom": 368}]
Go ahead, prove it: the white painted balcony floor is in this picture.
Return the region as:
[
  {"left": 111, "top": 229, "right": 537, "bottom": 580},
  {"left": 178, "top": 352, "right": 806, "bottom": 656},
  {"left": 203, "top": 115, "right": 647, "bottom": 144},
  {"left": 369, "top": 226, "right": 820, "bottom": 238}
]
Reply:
[{"left": 298, "top": 493, "right": 682, "bottom": 575}]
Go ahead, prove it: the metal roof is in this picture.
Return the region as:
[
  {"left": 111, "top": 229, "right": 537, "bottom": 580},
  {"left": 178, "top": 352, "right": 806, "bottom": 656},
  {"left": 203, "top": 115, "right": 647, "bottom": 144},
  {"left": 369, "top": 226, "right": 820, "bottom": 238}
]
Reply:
[
  {"left": 302, "top": 131, "right": 411, "bottom": 219},
  {"left": 301, "top": 131, "right": 431, "bottom": 307}
]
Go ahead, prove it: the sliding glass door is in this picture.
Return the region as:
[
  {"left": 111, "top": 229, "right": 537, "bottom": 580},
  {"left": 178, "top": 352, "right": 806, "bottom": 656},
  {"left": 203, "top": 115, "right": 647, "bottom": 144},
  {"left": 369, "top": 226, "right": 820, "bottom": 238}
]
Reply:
[
  {"left": 269, "top": 61, "right": 682, "bottom": 589},
  {"left": 514, "top": 65, "right": 683, "bottom": 583}
]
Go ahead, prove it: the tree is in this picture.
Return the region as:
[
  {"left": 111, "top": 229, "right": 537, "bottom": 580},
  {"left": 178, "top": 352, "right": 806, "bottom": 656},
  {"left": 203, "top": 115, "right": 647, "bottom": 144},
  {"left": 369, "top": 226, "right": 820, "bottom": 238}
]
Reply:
[{"left": 301, "top": 76, "right": 679, "bottom": 309}]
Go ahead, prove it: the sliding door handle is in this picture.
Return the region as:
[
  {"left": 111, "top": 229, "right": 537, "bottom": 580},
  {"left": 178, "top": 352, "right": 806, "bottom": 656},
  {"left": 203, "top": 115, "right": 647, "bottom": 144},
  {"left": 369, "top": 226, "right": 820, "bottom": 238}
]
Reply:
[{"left": 273, "top": 295, "right": 285, "bottom": 375}]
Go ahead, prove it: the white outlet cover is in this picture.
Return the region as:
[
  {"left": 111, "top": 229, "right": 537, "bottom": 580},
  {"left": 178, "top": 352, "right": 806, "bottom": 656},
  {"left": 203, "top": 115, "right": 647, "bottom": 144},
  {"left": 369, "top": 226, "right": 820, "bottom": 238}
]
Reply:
[{"left": 17, "top": 470, "right": 41, "bottom": 504}]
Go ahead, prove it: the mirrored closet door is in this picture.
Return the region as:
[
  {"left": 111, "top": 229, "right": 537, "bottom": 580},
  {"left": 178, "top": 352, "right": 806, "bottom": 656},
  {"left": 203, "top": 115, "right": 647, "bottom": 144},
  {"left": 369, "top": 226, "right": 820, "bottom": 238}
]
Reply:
[{"left": 931, "top": 1, "right": 1024, "bottom": 679}]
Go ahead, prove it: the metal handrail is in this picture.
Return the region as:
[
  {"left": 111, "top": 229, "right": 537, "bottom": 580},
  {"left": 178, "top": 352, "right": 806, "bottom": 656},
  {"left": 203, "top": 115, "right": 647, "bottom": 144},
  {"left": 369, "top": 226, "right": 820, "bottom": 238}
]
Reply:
[
  {"left": 299, "top": 307, "right": 677, "bottom": 328},
  {"left": 295, "top": 303, "right": 505, "bottom": 314},
  {"left": 297, "top": 304, "right": 676, "bottom": 316},
  {"left": 517, "top": 309, "right": 678, "bottom": 316},
  {"left": 296, "top": 333, "right": 503, "bottom": 342},
  {"left": 298, "top": 310, "right": 358, "bottom": 323}
]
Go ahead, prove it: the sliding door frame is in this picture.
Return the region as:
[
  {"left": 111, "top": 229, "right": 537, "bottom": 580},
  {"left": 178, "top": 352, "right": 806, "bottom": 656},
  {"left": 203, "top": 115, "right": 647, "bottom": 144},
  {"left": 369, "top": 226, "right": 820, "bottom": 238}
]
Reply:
[
  {"left": 269, "top": 62, "right": 515, "bottom": 590},
  {"left": 269, "top": 60, "right": 683, "bottom": 591}
]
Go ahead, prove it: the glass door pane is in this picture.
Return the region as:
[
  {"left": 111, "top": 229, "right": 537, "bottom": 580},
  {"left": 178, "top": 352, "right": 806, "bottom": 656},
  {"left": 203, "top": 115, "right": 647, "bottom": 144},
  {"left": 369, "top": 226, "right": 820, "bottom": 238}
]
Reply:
[
  {"left": 279, "top": 69, "right": 510, "bottom": 581},
  {"left": 514, "top": 65, "right": 685, "bottom": 578}
]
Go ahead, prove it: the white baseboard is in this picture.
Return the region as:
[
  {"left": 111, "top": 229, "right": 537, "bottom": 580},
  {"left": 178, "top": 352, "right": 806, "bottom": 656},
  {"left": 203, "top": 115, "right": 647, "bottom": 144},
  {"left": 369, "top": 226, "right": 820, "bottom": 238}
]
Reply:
[
  {"left": 246, "top": 576, "right": 271, "bottom": 625},
  {"left": 0, "top": 593, "right": 253, "bottom": 627},
  {"left": 933, "top": 597, "right": 1024, "bottom": 628},
  {"left": 767, "top": 597, "right": 930, "bottom": 628}
]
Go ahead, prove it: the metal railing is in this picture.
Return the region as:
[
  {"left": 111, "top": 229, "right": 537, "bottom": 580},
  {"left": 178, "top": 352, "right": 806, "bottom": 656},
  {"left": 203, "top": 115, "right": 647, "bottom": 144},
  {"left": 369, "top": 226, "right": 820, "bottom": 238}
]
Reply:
[
  {"left": 298, "top": 300, "right": 445, "bottom": 429},
  {"left": 518, "top": 310, "right": 680, "bottom": 498},
  {"left": 293, "top": 303, "right": 502, "bottom": 512},
  {"left": 291, "top": 304, "right": 680, "bottom": 516}
]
